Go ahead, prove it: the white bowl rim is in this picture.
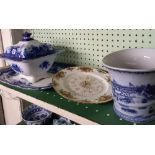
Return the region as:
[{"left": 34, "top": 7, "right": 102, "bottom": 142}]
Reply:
[{"left": 102, "top": 48, "right": 155, "bottom": 73}]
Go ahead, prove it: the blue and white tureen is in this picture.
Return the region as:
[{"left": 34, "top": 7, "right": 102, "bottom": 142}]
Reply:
[{"left": 0, "top": 32, "right": 63, "bottom": 83}]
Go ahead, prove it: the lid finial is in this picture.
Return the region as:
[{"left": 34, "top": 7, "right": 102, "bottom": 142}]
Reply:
[{"left": 22, "top": 32, "right": 34, "bottom": 41}]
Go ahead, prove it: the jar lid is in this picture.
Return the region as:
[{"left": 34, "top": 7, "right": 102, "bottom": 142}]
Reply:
[{"left": 4, "top": 32, "right": 55, "bottom": 61}]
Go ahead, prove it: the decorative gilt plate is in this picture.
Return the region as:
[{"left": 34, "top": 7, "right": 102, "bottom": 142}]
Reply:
[{"left": 52, "top": 67, "right": 112, "bottom": 104}]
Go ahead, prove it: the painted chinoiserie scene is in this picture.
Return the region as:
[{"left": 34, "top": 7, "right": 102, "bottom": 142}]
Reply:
[{"left": 0, "top": 29, "right": 155, "bottom": 125}]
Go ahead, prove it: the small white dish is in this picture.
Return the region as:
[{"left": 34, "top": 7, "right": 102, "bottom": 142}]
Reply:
[{"left": 52, "top": 66, "right": 112, "bottom": 104}]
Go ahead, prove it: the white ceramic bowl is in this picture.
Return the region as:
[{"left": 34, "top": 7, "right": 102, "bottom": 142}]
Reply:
[{"left": 103, "top": 48, "right": 155, "bottom": 123}]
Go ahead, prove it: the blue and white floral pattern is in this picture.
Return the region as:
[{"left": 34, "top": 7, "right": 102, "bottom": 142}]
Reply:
[
  {"left": 114, "top": 105, "right": 155, "bottom": 123},
  {"left": 0, "top": 63, "right": 74, "bottom": 90},
  {"left": 4, "top": 44, "right": 56, "bottom": 61},
  {"left": 3, "top": 32, "right": 56, "bottom": 61},
  {"left": 121, "top": 107, "right": 138, "bottom": 114},
  {"left": 0, "top": 67, "right": 51, "bottom": 90},
  {"left": 11, "top": 64, "right": 23, "bottom": 73},
  {"left": 22, "top": 32, "right": 34, "bottom": 41},
  {"left": 22, "top": 104, "right": 53, "bottom": 125},
  {"left": 39, "top": 61, "right": 50, "bottom": 69},
  {"left": 112, "top": 80, "right": 155, "bottom": 123},
  {"left": 112, "top": 80, "right": 155, "bottom": 104},
  {"left": 53, "top": 117, "right": 73, "bottom": 125}
]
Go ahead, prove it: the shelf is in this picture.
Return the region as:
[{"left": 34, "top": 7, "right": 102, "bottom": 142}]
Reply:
[
  {"left": 17, "top": 121, "right": 26, "bottom": 125},
  {"left": 1, "top": 63, "right": 155, "bottom": 125}
]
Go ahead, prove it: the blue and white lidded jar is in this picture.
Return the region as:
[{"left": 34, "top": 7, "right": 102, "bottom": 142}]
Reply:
[{"left": 0, "top": 32, "right": 63, "bottom": 83}]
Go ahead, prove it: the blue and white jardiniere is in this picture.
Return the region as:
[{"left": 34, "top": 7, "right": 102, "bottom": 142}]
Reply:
[
  {"left": 103, "top": 48, "right": 155, "bottom": 123},
  {"left": 0, "top": 32, "right": 63, "bottom": 83}
]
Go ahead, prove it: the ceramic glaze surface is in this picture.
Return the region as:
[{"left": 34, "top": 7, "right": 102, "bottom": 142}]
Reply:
[
  {"left": 103, "top": 48, "right": 155, "bottom": 71},
  {"left": 5, "top": 53, "right": 57, "bottom": 83},
  {"left": 0, "top": 32, "right": 63, "bottom": 83},
  {"left": 3, "top": 32, "right": 55, "bottom": 61},
  {"left": 52, "top": 67, "right": 112, "bottom": 104},
  {"left": 22, "top": 105, "right": 52, "bottom": 125},
  {"left": 0, "top": 67, "right": 52, "bottom": 90},
  {"left": 11, "top": 64, "right": 23, "bottom": 73},
  {"left": 0, "top": 63, "right": 74, "bottom": 90},
  {"left": 103, "top": 48, "right": 155, "bottom": 123},
  {"left": 53, "top": 117, "right": 74, "bottom": 125}
]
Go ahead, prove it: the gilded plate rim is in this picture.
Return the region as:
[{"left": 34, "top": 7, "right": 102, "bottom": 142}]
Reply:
[{"left": 52, "top": 66, "right": 113, "bottom": 104}]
